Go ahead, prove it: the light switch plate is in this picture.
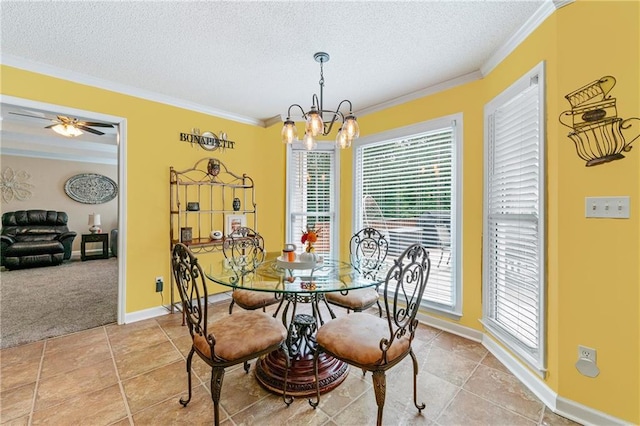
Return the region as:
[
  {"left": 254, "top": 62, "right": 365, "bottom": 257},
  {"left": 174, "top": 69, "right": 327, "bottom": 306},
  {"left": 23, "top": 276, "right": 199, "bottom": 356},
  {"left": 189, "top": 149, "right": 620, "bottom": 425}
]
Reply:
[{"left": 585, "top": 196, "right": 630, "bottom": 218}]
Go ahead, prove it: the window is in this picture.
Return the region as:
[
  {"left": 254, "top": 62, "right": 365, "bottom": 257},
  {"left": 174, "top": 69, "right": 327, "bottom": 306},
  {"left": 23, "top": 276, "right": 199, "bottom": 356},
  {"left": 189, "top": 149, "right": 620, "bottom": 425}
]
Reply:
[
  {"left": 354, "top": 115, "right": 462, "bottom": 316},
  {"left": 483, "top": 62, "right": 546, "bottom": 375},
  {"left": 286, "top": 144, "right": 338, "bottom": 259}
]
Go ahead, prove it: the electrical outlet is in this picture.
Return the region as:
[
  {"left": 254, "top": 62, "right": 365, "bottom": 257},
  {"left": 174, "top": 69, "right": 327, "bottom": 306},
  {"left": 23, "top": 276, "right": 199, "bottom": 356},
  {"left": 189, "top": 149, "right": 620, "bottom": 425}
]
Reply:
[
  {"left": 155, "top": 276, "right": 164, "bottom": 293},
  {"left": 578, "top": 345, "right": 596, "bottom": 362}
]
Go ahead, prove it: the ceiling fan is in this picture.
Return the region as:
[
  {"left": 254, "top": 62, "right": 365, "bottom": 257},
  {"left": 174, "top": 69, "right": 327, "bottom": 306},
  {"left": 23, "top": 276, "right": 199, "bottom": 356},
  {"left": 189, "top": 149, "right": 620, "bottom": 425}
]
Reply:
[{"left": 8, "top": 112, "right": 114, "bottom": 136}]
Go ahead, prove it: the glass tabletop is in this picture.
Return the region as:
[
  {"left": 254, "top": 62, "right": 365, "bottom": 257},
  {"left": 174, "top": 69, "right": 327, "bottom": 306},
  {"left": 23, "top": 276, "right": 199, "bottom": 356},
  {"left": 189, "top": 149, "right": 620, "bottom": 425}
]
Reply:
[{"left": 204, "top": 256, "right": 384, "bottom": 294}]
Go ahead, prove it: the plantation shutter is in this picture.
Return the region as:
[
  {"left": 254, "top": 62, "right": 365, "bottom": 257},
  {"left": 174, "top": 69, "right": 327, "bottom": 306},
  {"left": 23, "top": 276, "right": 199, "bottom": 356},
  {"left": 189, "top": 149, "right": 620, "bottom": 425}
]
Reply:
[
  {"left": 287, "top": 147, "right": 336, "bottom": 258},
  {"left": 483, "top": 66, "right": 545, "bottom": 373},
  {"left": 354, "top": 125, "right": 456, "bottom": 310}
]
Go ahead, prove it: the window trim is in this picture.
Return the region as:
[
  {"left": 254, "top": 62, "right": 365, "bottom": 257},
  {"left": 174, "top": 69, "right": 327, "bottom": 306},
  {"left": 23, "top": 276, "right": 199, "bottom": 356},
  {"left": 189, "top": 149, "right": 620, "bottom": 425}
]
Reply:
[
  {"left": 352, "top": 113, "right": 463, "bottom": 318},
  {"left": 285, "top": 141, "right": 340, "bottom": 259},
  {"left": 482, "top": 61, "right": 546, "bottom": 376}
]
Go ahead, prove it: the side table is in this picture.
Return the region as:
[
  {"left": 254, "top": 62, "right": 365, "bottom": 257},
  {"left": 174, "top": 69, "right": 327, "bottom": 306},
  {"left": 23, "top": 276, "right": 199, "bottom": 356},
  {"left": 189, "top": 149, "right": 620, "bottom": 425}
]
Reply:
[{"left": 81, "top": 233, "right": 109, "bottom": 261}]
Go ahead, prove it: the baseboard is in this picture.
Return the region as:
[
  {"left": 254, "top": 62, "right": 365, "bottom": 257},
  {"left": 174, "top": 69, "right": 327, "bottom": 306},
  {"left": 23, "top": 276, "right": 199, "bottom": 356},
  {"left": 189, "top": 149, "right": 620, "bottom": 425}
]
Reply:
[
  {"left": 415, "top": 313, "right": 630, "bottom": 426},
  {"left": 555, "top": 396, "right": 633, "bottom": 426},
  {"left": 124, "top": 292, "right": 231, "bottom": 324},
  {"left": 417, "top": 311, "right": 483, "bottom": 342}
]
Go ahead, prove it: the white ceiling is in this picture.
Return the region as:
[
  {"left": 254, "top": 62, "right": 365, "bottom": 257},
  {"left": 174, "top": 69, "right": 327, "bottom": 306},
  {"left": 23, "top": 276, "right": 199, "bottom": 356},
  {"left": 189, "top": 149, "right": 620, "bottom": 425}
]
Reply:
[{"left": 1, "top": 0, "right": 555, "bottom": 155}]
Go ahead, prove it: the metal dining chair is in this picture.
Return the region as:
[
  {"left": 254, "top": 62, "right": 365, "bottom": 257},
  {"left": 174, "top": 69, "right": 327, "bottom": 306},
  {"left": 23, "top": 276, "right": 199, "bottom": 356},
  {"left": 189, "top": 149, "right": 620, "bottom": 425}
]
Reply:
[
  {"left": 172, "top": 243, "right": 292, "bottom": 425},
  {"left": 325, "top": 227, "right": 389, "bottom": 316},
  {"left": 309, "top": 243, "right": 431, "bottom": 426},
  {"left": 223, "top": 226, "right": 280, "bottom": 314}
]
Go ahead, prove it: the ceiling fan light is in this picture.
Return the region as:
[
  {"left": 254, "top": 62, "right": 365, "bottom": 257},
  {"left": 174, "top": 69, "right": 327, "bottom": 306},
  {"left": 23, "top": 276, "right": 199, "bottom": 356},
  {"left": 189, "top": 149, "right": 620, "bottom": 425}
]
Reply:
[
  {"left": 52, "top": 123, "right": 82, "bottom": 137},
  {"left": 305, "top": 106, "right": 324, "bottom": 137},
  {"left": 303, "top": 132, "right": 317, "bottom": 150},
  {"left": 335, "top": 128, "right": 351, "bottom": 149},
  {"left": 281, "top": 119, "right": 297, "bottom": 144},
  {"left": 343, "top": 115, "right": 359, "bottom": 139}
]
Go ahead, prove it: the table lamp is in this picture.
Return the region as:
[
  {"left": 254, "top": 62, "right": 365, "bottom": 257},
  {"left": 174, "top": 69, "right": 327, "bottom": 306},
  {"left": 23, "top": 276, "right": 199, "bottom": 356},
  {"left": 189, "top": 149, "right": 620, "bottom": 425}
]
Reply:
[{"left": 88, "top": 213, "right": 102, "bottom": 234}]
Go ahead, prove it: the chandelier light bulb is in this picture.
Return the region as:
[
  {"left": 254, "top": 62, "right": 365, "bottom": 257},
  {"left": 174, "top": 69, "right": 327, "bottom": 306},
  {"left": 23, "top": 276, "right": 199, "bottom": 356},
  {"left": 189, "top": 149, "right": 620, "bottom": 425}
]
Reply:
[
  {"left": 305, "top": 106, "right": 324, "bottom": 137},
  {"left": 303, "top": 132, "right": 317, "bottom": 150},
  {"left": 336, "top": 128, "right": 351, "bottom": 149},
  {"left": 343, "top": 115, "right": 360, "bottom": 139},
  {"left": 281, "top": 119, "right": 297, "bottom": 144}
]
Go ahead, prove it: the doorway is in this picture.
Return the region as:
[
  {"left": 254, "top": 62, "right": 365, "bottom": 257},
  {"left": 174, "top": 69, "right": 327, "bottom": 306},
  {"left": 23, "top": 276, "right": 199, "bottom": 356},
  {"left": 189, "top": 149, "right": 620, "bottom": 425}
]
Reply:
[{"left": 0, "top": 95, "right": 127, "bottom": 327}]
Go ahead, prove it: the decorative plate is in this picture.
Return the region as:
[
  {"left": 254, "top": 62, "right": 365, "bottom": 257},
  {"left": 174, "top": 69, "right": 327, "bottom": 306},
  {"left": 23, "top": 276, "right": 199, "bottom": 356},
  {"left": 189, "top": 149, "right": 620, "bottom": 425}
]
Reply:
[
  {"left": 276, "top": 256, "right": 323, "bottom": 270},
  {"left": 64, "top": 173, "right": 118, "bottom": 204},
  {"left": 199, "top": 131, "right": 220, "bottom": 151}
]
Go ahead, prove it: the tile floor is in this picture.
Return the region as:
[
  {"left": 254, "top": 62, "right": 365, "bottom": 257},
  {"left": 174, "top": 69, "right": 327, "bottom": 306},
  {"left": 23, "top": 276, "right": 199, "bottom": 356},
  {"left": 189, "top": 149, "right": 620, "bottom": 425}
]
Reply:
[{"left": 1, "top": 300, "right": 580, "bottom": 425}]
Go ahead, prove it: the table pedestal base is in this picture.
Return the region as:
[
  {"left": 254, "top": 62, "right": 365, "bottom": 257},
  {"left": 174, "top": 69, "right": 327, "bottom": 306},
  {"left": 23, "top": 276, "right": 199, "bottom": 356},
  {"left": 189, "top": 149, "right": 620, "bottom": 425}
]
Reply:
[{"left": 255, "top": 349, "right": 348, "bottom": 397}]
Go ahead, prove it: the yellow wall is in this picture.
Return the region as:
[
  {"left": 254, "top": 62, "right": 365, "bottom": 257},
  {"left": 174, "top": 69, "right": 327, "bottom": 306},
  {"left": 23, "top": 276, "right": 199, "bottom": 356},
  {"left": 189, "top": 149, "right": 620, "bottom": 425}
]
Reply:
[
  {"left": 346, "top": 1, "right": 639, "bottom": 422},
  {"left": 1, "top": 0, "right": 638, "bottom": 421}
]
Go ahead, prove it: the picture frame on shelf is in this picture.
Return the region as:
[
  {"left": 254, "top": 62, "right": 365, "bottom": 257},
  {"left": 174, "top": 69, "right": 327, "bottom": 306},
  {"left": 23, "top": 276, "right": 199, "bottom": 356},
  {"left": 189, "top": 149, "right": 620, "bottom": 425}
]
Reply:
[
  {"left": 180, "top": 227, "right": 193, "bottom": 243},
  {"left": 225, "top": 214, "right": 246, "bottom": 236}
]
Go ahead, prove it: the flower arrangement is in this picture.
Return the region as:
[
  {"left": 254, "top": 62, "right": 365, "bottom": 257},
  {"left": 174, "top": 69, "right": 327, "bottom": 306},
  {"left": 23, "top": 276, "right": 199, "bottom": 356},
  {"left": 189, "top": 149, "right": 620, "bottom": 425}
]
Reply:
[{"left": 301, "top": 225, "right": 320, "bottom": 253}]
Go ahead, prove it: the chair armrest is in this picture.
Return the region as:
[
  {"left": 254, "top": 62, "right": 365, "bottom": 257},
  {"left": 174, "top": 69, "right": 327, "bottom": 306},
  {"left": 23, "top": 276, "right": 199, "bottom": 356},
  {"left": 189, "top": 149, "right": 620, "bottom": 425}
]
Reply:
[
  {"left": 57, "top": 231, "right": 77, "bottom": 241},
  {"left": 57, "top": 231, "right": 77, "bottom": 260}
]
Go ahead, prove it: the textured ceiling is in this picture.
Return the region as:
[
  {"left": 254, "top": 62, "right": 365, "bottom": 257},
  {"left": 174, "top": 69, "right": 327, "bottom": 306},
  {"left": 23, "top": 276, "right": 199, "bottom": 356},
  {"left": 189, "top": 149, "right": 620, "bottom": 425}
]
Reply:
[{"left": 1, "top": 0, "right": 548, "bottom": 127}]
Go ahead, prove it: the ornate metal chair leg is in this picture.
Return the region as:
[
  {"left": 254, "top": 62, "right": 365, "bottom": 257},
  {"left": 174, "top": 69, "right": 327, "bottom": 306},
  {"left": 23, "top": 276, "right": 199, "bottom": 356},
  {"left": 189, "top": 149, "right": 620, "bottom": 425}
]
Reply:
[
  {"left": 375, "top": 299, "right": 383, "bottom": 317},
  {"left": 410, "top": 349, "right": 426, "bottom": 412},
  {"left": 243, "top": 361, "right": 250, "bottom": 373},
  {"left": 280, "top": 342, "right": 294, "bottom": 406},
  {"left": 308, "top": 346, "right": 321, "bottom": 408},
  {"left": 210, "top": 367, "right": 225, "bottom": 426},
  {"left": 179, "top": 348, "right": 195, "bottom": 406},
  {"left": 228, "top": 298, "right": 235, "bottom": 314},
  {"left": 372, "top": 370, "right": 386, "bottom": 426}
]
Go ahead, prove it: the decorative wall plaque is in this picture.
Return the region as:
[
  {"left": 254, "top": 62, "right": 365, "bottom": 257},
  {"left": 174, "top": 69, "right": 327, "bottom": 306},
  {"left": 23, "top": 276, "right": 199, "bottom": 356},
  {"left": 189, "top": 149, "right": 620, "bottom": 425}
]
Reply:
[
  {"left": 64, "top": 173, "right": 118, "bottom": 204},
  {"left": 1, "top": 167, "right": 34, "bottom": 203}
]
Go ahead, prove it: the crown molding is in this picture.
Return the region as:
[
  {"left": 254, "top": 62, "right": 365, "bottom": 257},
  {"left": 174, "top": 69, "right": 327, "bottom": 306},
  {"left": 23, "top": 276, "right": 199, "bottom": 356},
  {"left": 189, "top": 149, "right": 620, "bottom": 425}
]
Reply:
[
  {"left": 357, "top": 70, "right": 483, "bottom": 118},
  {"left": 481, "top": 0, "right": 574, "bottom": 76},
  {"left": 0, "top": 54, "right": 265, "bottom": 128}
]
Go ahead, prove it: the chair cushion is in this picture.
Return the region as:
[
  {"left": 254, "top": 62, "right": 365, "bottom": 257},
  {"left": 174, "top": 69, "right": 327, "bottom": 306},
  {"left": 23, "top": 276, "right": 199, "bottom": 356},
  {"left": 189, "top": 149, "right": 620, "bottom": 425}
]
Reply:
[
  {"left": 325, "top": 288, "right": 379, "bottom": 310},
  {"left": 193, "top": 310, "right": 286, "bottom": 361},
  {"left": 232, "top": 289, "right": 278, "bottom": 310},
  {"left": 316, "top": 313, "right": 410, "bottom": 366}
]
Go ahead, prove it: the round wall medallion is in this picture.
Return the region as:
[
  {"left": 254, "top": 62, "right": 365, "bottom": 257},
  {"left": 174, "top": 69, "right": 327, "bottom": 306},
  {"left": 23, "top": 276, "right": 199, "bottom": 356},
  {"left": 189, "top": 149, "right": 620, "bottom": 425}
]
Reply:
[
  {"left": 200, "top": 131, "right": 220, "bottom": 151},
  {"left": 64, "top": 173, "right": 118, "bottom": 204}
]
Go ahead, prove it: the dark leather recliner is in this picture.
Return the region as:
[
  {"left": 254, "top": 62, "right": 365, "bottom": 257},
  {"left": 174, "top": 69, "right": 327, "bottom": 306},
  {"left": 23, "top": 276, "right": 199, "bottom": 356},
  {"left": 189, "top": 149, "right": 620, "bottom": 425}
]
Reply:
[{"left": 1, "top": 210, "right": 77, "bottom": 270}]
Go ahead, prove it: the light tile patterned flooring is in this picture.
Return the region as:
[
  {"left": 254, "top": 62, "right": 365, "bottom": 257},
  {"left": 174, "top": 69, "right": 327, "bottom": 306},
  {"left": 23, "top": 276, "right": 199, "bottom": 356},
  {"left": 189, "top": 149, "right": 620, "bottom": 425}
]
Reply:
[{"left": 0, "top": 301, "right": 580, "bottom": 425}]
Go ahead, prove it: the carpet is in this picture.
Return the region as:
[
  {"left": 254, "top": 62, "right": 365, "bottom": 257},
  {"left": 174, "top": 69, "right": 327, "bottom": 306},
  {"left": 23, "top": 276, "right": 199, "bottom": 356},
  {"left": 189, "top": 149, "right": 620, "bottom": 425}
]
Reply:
[{"left": 0, "top": 257, "right": 118, "bottom": 349}]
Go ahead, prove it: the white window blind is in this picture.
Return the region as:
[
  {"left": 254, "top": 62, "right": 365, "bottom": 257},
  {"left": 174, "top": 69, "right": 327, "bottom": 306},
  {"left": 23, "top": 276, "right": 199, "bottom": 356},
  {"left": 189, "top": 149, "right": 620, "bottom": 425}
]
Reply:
[
  {"left": 483, "top": 63, "right": 546, "bottom": 374},
  {"left": 354, "top": 117, "right": 461, "bottom": 315},
  {"left": 287, "top": 146, "right": 336, "bottom": 258}
]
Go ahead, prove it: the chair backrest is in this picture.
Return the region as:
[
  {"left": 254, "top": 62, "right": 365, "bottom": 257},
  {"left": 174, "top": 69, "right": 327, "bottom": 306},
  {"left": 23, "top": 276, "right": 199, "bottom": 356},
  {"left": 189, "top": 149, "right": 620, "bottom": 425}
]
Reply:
[
  {"left": 172, "top": 243, "right": 209, "bottom": 344},
  {"left": 362, "top": 195, "right": 389, "bottom": 233},
  {"left": 222, "top": 226, "right": 265, "bottom": 276},
  {"left": 381, "top": 243, "right": 431, "bottom": 362},
  {"left": 1, "top": 210, "right": 71, "bottom": 240},
  {"left": 349, "top": 227, "right": 389, "bottom": 279}
]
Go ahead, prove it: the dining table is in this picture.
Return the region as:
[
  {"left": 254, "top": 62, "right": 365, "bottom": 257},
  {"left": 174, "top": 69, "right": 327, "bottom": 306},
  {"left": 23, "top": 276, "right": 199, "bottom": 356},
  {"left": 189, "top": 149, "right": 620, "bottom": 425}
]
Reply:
[{"left": 204, "top": 254, "right": 386, "bottom": 397}]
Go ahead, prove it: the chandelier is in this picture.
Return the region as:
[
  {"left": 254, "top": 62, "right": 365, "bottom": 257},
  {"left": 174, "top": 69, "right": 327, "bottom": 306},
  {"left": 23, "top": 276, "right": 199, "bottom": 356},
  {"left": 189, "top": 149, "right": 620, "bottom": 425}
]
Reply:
[{"left": 281, "top": 52, "right": 360, "bottom": 150}]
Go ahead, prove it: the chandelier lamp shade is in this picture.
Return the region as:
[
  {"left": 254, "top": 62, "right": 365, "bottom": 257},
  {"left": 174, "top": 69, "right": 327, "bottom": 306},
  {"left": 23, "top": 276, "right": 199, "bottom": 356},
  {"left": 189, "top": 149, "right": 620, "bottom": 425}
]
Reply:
[{"left": 281, "top": 52, "right": 360, "bottom": 149}]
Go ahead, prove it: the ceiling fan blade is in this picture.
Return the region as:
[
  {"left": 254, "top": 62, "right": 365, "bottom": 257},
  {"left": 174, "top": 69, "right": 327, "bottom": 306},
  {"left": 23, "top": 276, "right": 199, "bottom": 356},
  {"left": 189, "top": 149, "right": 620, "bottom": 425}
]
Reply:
[
  {"left": 80, "top": 121, "right": 114, "bottom": 128},
  {"left": 8, "top": 112, "right": 55, "bottom": 121},
  {"left": 77, "top": 125, "right": 105, "bottom": 136}
]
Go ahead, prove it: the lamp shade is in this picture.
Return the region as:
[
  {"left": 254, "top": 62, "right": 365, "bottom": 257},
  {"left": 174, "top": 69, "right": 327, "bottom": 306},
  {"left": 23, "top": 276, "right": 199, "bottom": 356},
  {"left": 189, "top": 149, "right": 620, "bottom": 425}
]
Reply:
[
  {"left": 281, "top": 119, "right": 297, "bottom": 144},
  {"left": 305, "top": 106, "right": 324, "bottom": 137},
  {"left": 303, "top": 132, "right": 317, "bottom": 150},
  {"left": 52, "top": 123, "right": 83, "bottom": 137},
  {"left": 88, "top": 213, "right": 101, "bottom": 226}
]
